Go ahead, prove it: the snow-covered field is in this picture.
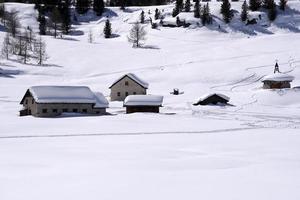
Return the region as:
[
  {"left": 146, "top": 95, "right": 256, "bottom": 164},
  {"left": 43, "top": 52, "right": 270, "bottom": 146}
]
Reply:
[{"left": 1, "top": 1, "right": 300, "bottom": 200}]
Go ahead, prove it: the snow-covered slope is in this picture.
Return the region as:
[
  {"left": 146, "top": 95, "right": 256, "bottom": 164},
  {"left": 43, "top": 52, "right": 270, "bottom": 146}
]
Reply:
[{"left": 0, "top": 2, "right": 300, "bottom": 200}]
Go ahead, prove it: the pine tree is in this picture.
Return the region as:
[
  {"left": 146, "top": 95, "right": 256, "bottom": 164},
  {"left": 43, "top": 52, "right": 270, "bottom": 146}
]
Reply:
[
  {"left": 33, "top": 36, "right": 48, "bottom": 65},
  {"left": 268, "top": 0, "right": 277, "bottom": 21},
  {"left": 38, "top": 6, "right": 46, "bottom": 35},
  {"left": 279, "top": 0, "right": 287, "bottom": 11},
  {"left": 194, "top": 0, "right": 201, "bottom": 18},
  {"left": 93, "top": 0, "right": 105, "bottom": 16},
  {"left": 241, "top": 0, "right": 248, "bottom": 22},
  {"left": 154, "top": 8, "right": 160, "bottom": 20},
  {"left": 76, "top": 0, "right": 90, "bottom": 14},
  {"left": 172, "top": 0, "right": 183, "bottom": 17},
  {"left": 184, "top": 0, "right": 191, "bottom": 12},
  {"left": 263, "top": 0, "right": 272, "bottom": 9},
  {"left": 50, "top": 7, "right": 62, "bottom": 38},
  {"left": 201, "top": 3, "right": 212, "bottom": 25},
  {"left": 221, "top": 0, "right": 232, "bottom": 23},
  {"left": 61, "top": 0, "right": 71, "bottom": 34},
  {"left": 127, "top": 22, "right": 147, "bottom": 47},
  {"left": 103, "top": 19, "right": 112, "bottom": 38},
  {"left": 249, "top": 0, "right": 261, "bottom": 11},
  {"left": 140, "top": 10, "right": 145, "bottom": 23}
]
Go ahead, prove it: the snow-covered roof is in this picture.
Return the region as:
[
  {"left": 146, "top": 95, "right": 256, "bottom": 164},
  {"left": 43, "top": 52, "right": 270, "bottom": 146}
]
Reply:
[
  {"left": 198, "top": 93, "right": 230, "bottom": 102},
  {"left": 124, "top": 95, "right": 163, "bottom": 106},
  {"left": 262, "top": 73, "right": 295, "bottom": 82},
  {"left": 24, "top": 86, "right": 108, "bottom": 107},
  {"left": 110, "top": 73, "right": 149, "bottom": 89}
]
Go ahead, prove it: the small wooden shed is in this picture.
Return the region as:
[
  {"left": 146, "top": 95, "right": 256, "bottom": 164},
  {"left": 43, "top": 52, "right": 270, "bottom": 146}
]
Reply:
[
  {"left": 193, "top": 93, "right": 230, "bottom": 106},
  {"left": 123, "top": 95, "right": 163, "bottom": 114},
  {"left": 262, "top": 73, "right": 294, "bottom": 89}
]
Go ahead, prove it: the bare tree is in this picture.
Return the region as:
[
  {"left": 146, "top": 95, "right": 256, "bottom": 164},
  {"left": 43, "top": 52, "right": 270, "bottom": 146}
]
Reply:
[
  {"left": 50, "top": 7, "right": 62, "bottom": 38},
  {"left": 5, "top": 10, "right": 20, "bottom": 38},
  {"left": 33, "top": 36, "right": 48, "bottom": 65},
  {"left": 1, "top": 33, "right": 12, "bottom": 59},
  {"left": 127, "top": 22, "right": 147, "bottom": 48},
  {"left": 16, "top": 31, "right": 31, "bottom": 64},
  {"left": 88, "top": 29, "right": 94, "bottom": 43}
]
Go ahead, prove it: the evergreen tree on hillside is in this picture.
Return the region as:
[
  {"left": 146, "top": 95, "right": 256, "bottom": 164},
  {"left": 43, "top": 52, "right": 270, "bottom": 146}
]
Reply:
[
  {"left": 221, "top": 0, "right": 232, "bottom": 23},
  {"left": 268, "top": 0, "right": 277, "bottom": 21},
  {"left": 184, "top": 0, "right": 191, "bottom": 12},
  {"left": 154, "top": 8, "right": 160, "bottom": 20},
  {"left": 76, "top": 0, "right": 90, "bottom": 14},
  {"left": 172, "top": 0, "right": 183, "bottom": 17},
  {"left": 249, "top": 0, "right": 261, "bottom": 11},
  {"left": 38, "top": 6, "right": 47, "bottom": 35},
  {"left": 201, "top": 3, "right": 212, "bottom": 25},
  {"left": 103, "top": 19, "right": 112, "bottom": 38},
  {"left": 61, "top": 0, "right": 71, "bottom": 34},
  {"left": 140, "top": 10, "right": 145, "bottom": 23},
  {"left": 279, "top": 0, "right": 287, "bottom": 10},
  {"left": 194, "top": 0, "right": 201, "bottom": 18},
  {"left": 263, "top": 0, "right": 272, "bottom": 9},
  {"left": 93, "top": 0, "right": 105, "bottom": 16},
  {"left": 50, "top": 7, "right": 62, "bottom": 38},
  {"left": 241, "top": 0, "right": 248, "bottom": 22}
]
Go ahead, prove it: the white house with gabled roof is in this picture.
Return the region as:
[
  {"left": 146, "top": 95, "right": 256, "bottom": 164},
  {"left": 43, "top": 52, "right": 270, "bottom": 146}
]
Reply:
[{"left": 109, "top": 73, "right": 149, "bottom": 101}]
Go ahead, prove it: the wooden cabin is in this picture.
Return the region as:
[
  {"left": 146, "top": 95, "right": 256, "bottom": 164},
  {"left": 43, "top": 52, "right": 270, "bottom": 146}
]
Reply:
[
  {"left": 193, "top": 93, "right": 230, "bottom": 106},
  {"left": 123, "top": 95, "right": 163, "bottom": 114},
  {"left": 109, "top": 73, "right": 148, "bottom": 101},
  {"left": 19, "top": 86, "right": 108, "bottom": 117},
  {"left": 262, "top": 73, "right": 294, "bottom": 89}
]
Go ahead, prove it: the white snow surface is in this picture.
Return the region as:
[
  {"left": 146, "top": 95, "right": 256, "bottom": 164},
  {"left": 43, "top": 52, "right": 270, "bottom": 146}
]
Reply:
[
  {"left": 262, "top": 72, "right": 295, "bottom": 82},
  {"left": 1, "top": 2, "right": 300, "bottom": 200},
  {"left": 110, "top": 73, "right": 149, "bottom": 88},
  {"left": 28, "top": 86, "right": 108, "bottom": 107},
  {"left": 124, "top": 95, "right": 163, "bottom": 106}
]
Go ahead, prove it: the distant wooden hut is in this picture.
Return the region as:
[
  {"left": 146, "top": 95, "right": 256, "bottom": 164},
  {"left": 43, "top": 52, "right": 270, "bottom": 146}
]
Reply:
[
  {"left": 123, "top": 95, "right": 163, "bottom": 114},
  {"left": 193, "top": 93, "right": 230, "bottom": 106},
  {"left": 262, "top": 73, "right": 294, "bottom": 89}
]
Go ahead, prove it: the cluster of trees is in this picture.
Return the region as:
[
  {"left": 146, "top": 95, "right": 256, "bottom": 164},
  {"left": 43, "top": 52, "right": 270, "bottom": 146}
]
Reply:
[
  {"left": 194, "top": 0, "right": 212, "bottom": 25},
  {"left": 108, "top": 0, "right": 169, "bottom": 7},
  {"left": 241, "top": 0, "right": 288, "bottom": 22},
  {"left": 0, "top": 11, "right": 48, "bottom": 64}
]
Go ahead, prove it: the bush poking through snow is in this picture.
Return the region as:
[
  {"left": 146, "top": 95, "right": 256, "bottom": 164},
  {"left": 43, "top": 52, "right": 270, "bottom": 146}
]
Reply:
[{"left": 127, "top": 22, "right": 147, "bottom": 48}]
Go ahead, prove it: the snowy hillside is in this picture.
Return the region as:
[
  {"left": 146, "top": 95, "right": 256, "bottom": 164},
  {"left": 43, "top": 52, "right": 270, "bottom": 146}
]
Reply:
[{"left": 1, "top": 1, "right": 300, "bottom": 200}]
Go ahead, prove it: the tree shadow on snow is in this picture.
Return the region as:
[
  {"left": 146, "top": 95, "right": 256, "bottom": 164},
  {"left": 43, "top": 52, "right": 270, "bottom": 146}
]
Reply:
[{"left": 0, "top": 68, "right": 24, "bottom": 78}]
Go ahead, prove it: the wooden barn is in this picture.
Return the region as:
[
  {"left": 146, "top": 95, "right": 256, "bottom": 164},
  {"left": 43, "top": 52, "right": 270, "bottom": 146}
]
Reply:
[
  {"left": 262, "top": 73, "right": 294, "bottom": 89},
  {"left": 19, "top": 86, "right": 109, "bottom": 117},
  {"left": 109, "top": 73, "right": 149, "bottom": 101},
  {"left": 193, "top": 93, "right": 230, "bottom": 106},
  {"left": 123, "top": 95, "right": 163, "bottom": 114}
]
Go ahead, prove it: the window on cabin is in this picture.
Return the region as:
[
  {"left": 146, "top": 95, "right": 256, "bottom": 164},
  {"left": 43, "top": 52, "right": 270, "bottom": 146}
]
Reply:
[
  {"left": 82, "top": 109, "right": 87, "bottom": 113},
  {"left": 52, "top": 109, "right": 58, "bottom": 113},
  {"left": 62, "top": 109, "right": 68, "bottom": 112},
  {"left": 73, "top": 108, "right": 78, "bottom": 113},
  {"left": 125, "top": 81, "right": 129, "bottom": 86},
  {"left": 32, "top": 99, "right": 34, "bottom": 104},
  {"left": 133, "top": 92, "right": 136, "bottom": 95},
  {"left": 25, "top": 99, "right": 28, "bottom": 104},
  {"left": 125, "top": 92, "right": 129, "bottom": 96},
  {"left": 42, "top": 109, "right": 47, "bottom": 113},
  {"left": 117, "top": 92, "right": 121, "bottom": 96}
]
